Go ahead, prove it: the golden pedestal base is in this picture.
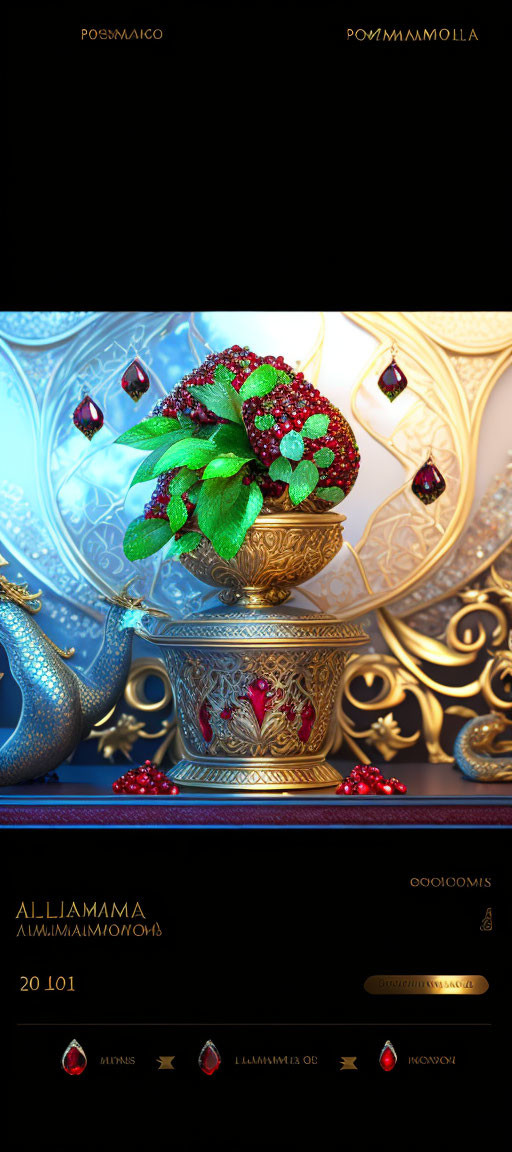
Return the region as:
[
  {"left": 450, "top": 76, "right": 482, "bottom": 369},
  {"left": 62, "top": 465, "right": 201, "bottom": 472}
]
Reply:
[
  {"left": 137, "top": 510, "right": 368, "bottom": 793},
  {"left": 167, "top": 754, "right": 342, "bottom": 791},
  {"left": 141, "top": 600, "right": 368, "bottom": 793}
]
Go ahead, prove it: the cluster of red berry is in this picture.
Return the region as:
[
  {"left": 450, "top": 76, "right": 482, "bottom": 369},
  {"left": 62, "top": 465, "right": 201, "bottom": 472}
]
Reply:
[
  {"left": 242, "top": 379, "right": 360, "bottom": 495},
  {"left": 144, "top": 345, "right": 360, "bottom": 519},
  {"left": 335, "top": 765, "right": 407, "bottom": 795},
  {"left": 156, "top": 345, "right": 291, "bottom": 424},
  {"left": 112, "top": 761, "right": 180, "bottom": 795}
]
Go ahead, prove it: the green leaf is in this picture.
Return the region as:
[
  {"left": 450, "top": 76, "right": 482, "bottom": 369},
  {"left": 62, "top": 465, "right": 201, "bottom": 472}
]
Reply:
[
  {"left": 168, "top": 467, "right": 198, "bottom": 495},
  {"left": 150, "top": 437, "right": 219, "bottom": 477},
  {"left": 214, "top": 364, "right": 237, "bottom": 387},
  {"left": 315, "top": 486, "right": 345, "bottom": 502},
  {"left": 210, "top": 422, "right": 255, "bottom": 456},
  {"left": 187, "top": 481, "right": 202, "bottom": 504},
  {"left": 189, "top": 380, "right": 243, "bottom": 424},
  {"left": 254, "top": 414, "right": 274, "bottom": 431},
  {"left": 288, "top": 460, "right": 320, "bottom": 505},
  {"left": 167, "top": 495, "right": 188, "bottom": 533},
  {"left": 196, "top": 473, "right": 245, "bottom": 541},
  {"left": 176, "top": 412, "right": 196, "bottom": 430},
  {"left": 314, "top": 447, "right": 335, "bottom": 468},
  {"left": 302, "top": 413, "right": 330, "bottom": 438},
  {"left": 202, "top": 454, "right": 253, "bottom": 479},
  {"left": 269, "top": 457, "right": 292, "bottom": 483},
  {"left": 275, "top": 370, "right": 291, "bottom": 385},
  {"left": 210, "top": 482, "right": 263, "bottom": 560},
  {"left": 167, "top": 531, "right": 202, "bottom": 558},
  {"left": 116, "top": 416, "right": 181, "bottom": 450},
  {"left": 280, "top": 430, "right": 304, "bottom": 460},
  {"left": 174, "top": 414, "right": 218, "bottom": 439},
  {"left": 123, "top": 516, "right": 172, "bottom": 561},
  {"left": 239, "top": 364, "right": 278, "bottom": 401},
  {"left": 129, "top": 443, "right": 173, "bottom": 488},
  {"left": 194, "top": 423, "right": 223, "bottom": 439}
]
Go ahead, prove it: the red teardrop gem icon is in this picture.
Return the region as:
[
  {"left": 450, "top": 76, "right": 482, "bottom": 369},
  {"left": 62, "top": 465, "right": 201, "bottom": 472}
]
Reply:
[
  {"left": 121, "top": 359, "right": 150, "bottom": 402},
  {"left": 379, "top": 1040, "right": 397, "bottom": 1071},
  {"left": 72, "top": 395, "right": 104, "bottom": 440},
  {"left": 198, "top": 1039, "right": 221, "bottom": 1076},
  {"left": 62, "top": 1038, "right": 87, "bottom": 1076},
  {"left": 411, "top": 459, "right": 446, "bottom": 504},
  {"left": 378, "top": 360, "right": 408, "bottom": 402}
]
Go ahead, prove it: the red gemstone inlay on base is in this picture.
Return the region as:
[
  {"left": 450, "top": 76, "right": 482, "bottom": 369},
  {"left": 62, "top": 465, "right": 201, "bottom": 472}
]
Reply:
[
  {"left": 240, "top": 678, "right": 274, "bottom": 727},
  {"left": 298, "top": 702, "right": 316, "bottom": 743},
  {"left": 198, "top": 700, "right": 213, "bottom": 743},
  {"left": 121, "top": 359, "right": 150, "bottom": 402},
  {"left": 379, "top": 1040, "right": 397, "bottom": 1071},
  {"left": 198, "top": 1039, "right": 221, "bottom": 1076},
  {"left": 378, "top": 360, "right": 408, "bottom": 402},
  {"left": 62, "top": 1039, "right": 87, "bottom": 1076},
  {"left": 411, "top": 459, "right": 446, "bottom": 505},
  {"left": 72, "top": 395, "right": 104, "bottom": 440}
]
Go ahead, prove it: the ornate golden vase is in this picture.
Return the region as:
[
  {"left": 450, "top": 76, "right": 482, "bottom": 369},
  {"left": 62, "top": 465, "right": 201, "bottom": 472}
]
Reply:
[
  {"left": 179, "top": 511, "right": 345, "bottom": 607},
  {"left": 142, "top": 511, "right": 368, "bottom": 790}
]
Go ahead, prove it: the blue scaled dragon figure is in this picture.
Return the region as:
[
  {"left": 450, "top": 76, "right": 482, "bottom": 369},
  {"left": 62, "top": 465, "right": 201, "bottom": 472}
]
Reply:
[
  {"left": 0, "top": 569, "right": 144, "bottom": 784},
  {"left": 454, "top": 712, "right": 512, "bottom": 781}
]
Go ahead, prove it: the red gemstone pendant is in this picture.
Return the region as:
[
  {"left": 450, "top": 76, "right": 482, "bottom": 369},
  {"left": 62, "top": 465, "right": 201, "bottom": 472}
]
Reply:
[
  {"left": 412, "top": 457, "right": 446, "bottom": 504},
  {"left": 62, "top": 1038, "right": 87, "bottom": 1076},
  {"left": 72, "top": 395, "right": 104, "bottom": 440},
  {"left": 121, "top": 359, "right": 150, "bottom": 402},
  {"left": 198, "top": 1039, "right": 221, "bottom": 1076},
  {"left": 379, "top": 1040, "right": 398, "bottom": 1071},
  {"left": 378, "top": 360, "right": 408, "bottom": 402}
]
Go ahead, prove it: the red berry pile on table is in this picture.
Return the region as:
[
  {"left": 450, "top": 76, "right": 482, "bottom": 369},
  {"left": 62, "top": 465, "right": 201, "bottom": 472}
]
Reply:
[
  {"left": 112, "top": 761, "right": 179, "bottom": 795},
  {"left": 335, "top": 765, "right": 407, "bottom": 796}
]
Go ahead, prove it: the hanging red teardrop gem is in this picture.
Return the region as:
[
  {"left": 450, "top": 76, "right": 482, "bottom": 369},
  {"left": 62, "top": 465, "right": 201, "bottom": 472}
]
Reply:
[
  {"left": 198, "top": 1039, "right": 221, "bottom": 1076},
  {"left": 379, "top": 1040, "right": 397, "bottom": 1071},
  {"left": 62, "top": 1039, "right": 87, "bottom": 1076},
  {"left": 72, "top": 395, "right": 104, "bottom": 440},
  {"left": 378, "top": 360, "right": 408, "bottom": 402},
  {"left": 121, "top": 359, "right": 150, "bottom": 402},
  {"left": 412, "top": 458, "right": 446, "bottom": 504}
]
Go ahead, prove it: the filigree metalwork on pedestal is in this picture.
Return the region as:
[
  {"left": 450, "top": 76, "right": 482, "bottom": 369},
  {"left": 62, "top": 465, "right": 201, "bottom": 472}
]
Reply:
[{"left": 151, "top": 607, "right": 367, "bottom": 790}]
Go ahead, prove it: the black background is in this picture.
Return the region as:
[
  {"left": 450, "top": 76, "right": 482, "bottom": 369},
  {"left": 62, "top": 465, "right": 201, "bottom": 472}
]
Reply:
[
  {"left": 6, "top": 2, "right": 511, "bottom": 303},
  {"left": 3, "top": 828, "right": 508, "bottom": 1146}
]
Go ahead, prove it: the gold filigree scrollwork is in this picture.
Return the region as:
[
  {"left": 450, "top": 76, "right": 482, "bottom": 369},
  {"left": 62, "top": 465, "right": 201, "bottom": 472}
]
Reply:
[
  {"left": 88, "top": 657, "right": 176, "bottom": 764},
  {"left": 336, "top": 652, "right": 450, "bottom": 763},
  {"left": 335, "top": 565, "right": 512, "bottom": 763}
]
